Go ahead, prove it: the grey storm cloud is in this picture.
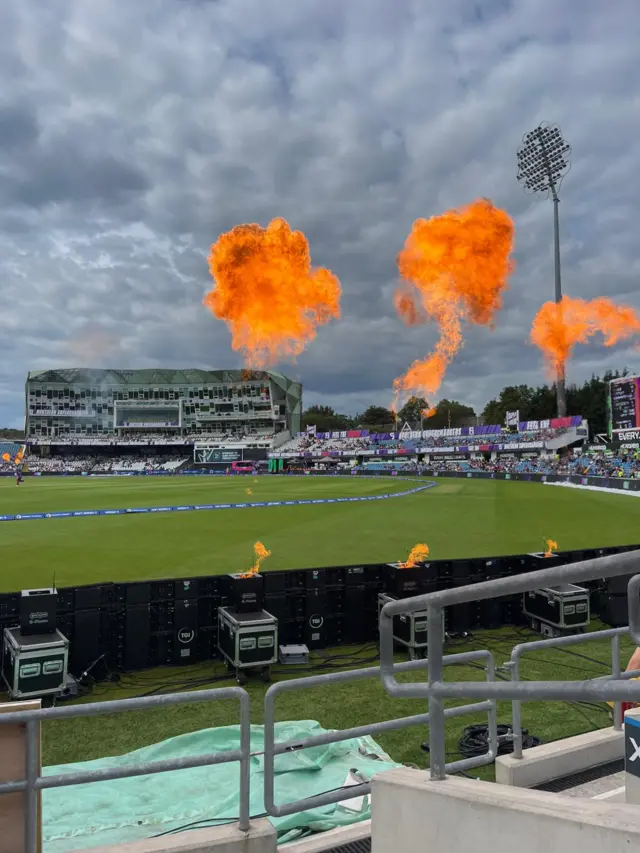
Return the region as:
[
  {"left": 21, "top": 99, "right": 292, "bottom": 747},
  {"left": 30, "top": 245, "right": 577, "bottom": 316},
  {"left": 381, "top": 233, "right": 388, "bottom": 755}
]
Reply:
[{"left": 0, "top": 0, "right": 639, "bottom": 427}]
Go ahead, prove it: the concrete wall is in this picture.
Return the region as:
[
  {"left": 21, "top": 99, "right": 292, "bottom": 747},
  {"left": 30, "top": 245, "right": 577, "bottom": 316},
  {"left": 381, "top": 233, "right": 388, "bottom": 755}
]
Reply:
[
  {"left": 372, "top": 768, "right": 640, "bottom": 853},
  {"left": 495, "top": 727, "right": 624, "bottom": 787},
  {"left": 0, "top": 700, "right": 42, "bottom": 853}
]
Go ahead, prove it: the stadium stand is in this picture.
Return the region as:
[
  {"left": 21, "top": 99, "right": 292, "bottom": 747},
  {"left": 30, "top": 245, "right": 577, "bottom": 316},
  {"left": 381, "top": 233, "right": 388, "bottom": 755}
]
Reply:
[
  {"left": 19, "top": 453, "right": 191, "bottom": 473},
  {"left": 24, "top": 368, "right": 301, "bottom": 442},
  {"left": 15, "top": 443, "right": 640, "bottom": 478},
  {"left": 413, "top": 450, "right": 640, "bottom": 478}
]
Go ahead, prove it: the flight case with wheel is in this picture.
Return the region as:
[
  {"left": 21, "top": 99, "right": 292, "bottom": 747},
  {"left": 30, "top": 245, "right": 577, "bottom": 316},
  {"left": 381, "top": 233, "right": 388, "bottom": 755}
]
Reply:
[
  {"left": 217, "top": 606, "right": 277, "bottom": 684},
  {"left": 522, "top": 583, "right": 590, "bottom": 638},
  {"left": 2, "top": 627, "right": 69, "bottom": 700}
]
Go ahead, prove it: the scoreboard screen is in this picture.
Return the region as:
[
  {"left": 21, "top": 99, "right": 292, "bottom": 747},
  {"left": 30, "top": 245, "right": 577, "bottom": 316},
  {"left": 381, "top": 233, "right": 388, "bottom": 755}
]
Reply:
[{"left": 609, "top": 376, "right": 640, "bottom": 434}]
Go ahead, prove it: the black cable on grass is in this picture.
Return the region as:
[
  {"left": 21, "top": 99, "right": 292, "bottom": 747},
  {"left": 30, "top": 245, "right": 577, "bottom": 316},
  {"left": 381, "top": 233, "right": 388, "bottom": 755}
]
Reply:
[{"left": 458, "top": 724, "right": 541, "bottom": 758}]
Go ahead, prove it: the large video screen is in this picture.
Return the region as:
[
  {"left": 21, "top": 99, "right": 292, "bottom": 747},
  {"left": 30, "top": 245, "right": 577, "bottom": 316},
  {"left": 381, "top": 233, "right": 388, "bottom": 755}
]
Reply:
[{"left": 609, "top": 376, "right": 640, "bottom": 433}]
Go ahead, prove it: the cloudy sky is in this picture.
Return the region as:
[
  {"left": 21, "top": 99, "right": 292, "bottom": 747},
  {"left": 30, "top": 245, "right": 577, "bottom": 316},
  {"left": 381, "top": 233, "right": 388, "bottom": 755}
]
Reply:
[{"left": 1, "top": 0, "right": 639, "bottom": 427}]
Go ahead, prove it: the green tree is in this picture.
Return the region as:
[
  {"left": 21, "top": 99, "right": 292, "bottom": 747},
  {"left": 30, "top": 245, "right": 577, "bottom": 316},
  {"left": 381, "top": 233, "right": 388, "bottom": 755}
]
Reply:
[
  {"left": 397, "top": 396, "right": 430, "bottom": 426},
  {"left": 528, "top": 384, "right": 557, "bottom": 421},
  {"left": 426, "top": 399, "right": 476, "bottom": 429},
  {"left": 302, "top": 405, "right": 352, "bottom": 433},
  {"left": 481, "top": 370, "right": 628, "bottom": 432},
  {"left": 482, "top": 384, "right": 535, "bottom": 425},
  {"left": 0, "top": 429, "right": 24, "bottom": 439},
  {"left": 359, "top": 406, "right": 395, "bottom": 429}
]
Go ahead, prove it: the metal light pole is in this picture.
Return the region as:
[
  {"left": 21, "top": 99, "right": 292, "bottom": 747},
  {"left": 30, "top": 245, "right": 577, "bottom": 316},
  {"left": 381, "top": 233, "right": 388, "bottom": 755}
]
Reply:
[{"left": 517, "top": 123, "right": 571, "bottom": 417}]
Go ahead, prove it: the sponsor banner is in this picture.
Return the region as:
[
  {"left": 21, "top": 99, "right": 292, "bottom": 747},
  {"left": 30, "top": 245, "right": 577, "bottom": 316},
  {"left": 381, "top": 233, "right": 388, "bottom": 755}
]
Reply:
[
  {"left": 517, "top": 416, "right": 581, "bottom": 431},
  {"left": 28, "top": 409, "right": 92, "bottom": 417},
  {"left": 0, "top": 482, "right": 437, "bottom": 522},
  {"left": 196, "top": 448, "right": 242, "bottom": 463},
  {"left": 293, "top": 418, "right": 579, "bottom": 442},
  {"left": 616, "top": 430, "right": 640, "bottom": 442}
]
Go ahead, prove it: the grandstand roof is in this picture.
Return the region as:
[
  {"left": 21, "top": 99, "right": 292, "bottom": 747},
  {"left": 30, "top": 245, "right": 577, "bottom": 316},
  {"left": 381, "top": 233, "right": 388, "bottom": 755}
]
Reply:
[{"left": 26, "top": 368, "right": 300, "bottom": 387}]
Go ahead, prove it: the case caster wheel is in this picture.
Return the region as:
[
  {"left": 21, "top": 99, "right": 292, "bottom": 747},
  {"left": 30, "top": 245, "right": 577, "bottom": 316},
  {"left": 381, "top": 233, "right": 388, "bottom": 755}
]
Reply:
[
  {"left": 236, "top": 670, "right": 248, "bottom": 686},
  {"left": 530, "top": 619, "right": 539, "bottom": 633},
  {"left": 261, "top": 666, "right": 271, "bottom": 683}
]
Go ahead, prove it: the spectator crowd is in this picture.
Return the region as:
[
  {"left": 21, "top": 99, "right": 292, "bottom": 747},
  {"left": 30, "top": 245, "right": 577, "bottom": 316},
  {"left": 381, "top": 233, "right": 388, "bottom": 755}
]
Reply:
[{"left": 0, "top": 453, "right": 190, "bottom": 474}]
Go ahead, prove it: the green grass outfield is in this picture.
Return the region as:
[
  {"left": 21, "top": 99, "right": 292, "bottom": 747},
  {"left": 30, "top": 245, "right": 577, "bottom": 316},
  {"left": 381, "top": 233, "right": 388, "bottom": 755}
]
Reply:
[
  {"left": 1, "top": 474, "right": 638, "bottom": 778},
  {"left": 40, "top": 627, "right": 634, "bottom": 780},
  {"left": 2, "top": 474, "right": 640, "bottom": 591}
]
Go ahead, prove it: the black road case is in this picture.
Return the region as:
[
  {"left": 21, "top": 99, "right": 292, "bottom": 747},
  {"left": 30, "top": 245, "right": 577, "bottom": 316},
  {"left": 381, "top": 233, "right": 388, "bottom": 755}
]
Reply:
[
  {"left": 378, "top": 593, "right": 445, "bottom": 660},
  {"left": 2, "top": 627, "right": 69, "bottom": 699},
  {"left": 217, "top": 606, "right": 277, "bottom": 683},
  {"left": 522, "top": 584, "right": 590, "bottom": 637}
]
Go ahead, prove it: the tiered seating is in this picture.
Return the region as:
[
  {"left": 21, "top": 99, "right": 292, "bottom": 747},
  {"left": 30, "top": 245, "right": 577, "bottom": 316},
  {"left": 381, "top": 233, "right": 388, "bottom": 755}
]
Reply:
[
  {"left": 19, "top": 454, "right": 190, "bottom": 473},
  {"left": 422, "top": 454, "right": 640, "bottom": 478},
  {"left": 20, "top": 454, "right": 93, "bottom": 472}
]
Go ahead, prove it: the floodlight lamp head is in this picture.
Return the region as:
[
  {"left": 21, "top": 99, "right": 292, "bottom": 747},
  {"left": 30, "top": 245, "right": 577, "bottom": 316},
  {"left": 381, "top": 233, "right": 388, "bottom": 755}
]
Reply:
[{"left": 516, "top": 122, "right": 571, "bottom": 197}]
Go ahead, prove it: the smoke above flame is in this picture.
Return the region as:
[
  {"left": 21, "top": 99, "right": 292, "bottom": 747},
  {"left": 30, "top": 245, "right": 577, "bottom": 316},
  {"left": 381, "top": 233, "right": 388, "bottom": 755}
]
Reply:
[
  {"left": 544, "top": 539, "right": 558, "bottom": 558},
  {"left": 393, "top": 199, "right": 515, "bottom": 405},
  {"left": 531, "top": 296, "right": 640, "bottom": 377},
  {"left": 204, "top": 217, "right": 341, "bottom": 368},
  {"left": 399, "top": 543, "right": 430, "bottom": 568}
]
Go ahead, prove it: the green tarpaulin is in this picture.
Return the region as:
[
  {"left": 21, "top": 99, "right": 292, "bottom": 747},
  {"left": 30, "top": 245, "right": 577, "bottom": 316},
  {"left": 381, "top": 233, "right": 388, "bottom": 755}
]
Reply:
[{"left": 42, "top": 720, "right": 401, "bottom": 852}]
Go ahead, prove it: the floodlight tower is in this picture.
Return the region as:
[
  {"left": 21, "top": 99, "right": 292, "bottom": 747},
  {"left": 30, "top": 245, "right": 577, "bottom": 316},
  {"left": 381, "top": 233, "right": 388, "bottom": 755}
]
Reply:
[{"left": 517, "top": 123, "right": 571, "bottom": 417}]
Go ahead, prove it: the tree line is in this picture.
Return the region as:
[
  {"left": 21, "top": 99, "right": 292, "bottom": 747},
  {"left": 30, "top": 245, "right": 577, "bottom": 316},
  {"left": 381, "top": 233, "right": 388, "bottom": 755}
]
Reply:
[
  {"left": 302, "top": 369, "right": 628, "bottom": 436},
  {"left": 0, "top": 429, "right": 23, "bottom": 440}
]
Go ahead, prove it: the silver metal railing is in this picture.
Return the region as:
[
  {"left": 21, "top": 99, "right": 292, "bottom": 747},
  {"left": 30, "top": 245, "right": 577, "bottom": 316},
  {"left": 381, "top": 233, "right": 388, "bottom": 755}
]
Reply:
[
  {"left": 504, "top": 627, "right": 633, "bottom": 757},
  {"left": 5, "top": 549, "right": 640, "bottom": 850},
  {"left": 263, "top": 651, "right": 497, "bottom": 818},
  {"left": 0, "top": 686, "right": 251, "bottom": 853},
  {"left": 379, "top": 548, "right": 640, "bottom": 779}
]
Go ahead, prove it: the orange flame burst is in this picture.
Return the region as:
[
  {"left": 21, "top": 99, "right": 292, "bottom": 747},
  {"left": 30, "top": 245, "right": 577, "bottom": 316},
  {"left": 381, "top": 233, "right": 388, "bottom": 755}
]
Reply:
[
  {"left": 393, "top": 199, "right": 515, "bottom": 405},
  {"left": 240, "top": 541, "right": 271, "bottom": 578},
  {"left": 421, "top": 406, "right": 437, "bottom": 419},
  {"left": 531, "top": 296, "right": 640, "bottom": 377},
  {"left": 1, "top": 453, "right": 10, "bottom": 463},
  {"left": 544, "top": 539, "right": 558, "bottom": 558},
  {"left": 399, "top": 543, "right": 430, "bottom": 568},
  {"left": 204, "top": 217, "right": 341, "bottom": 367}
]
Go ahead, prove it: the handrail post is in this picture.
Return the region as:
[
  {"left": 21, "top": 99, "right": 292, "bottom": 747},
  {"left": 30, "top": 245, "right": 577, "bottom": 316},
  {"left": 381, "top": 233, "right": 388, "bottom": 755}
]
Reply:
[
  {"left": 511, "top": 655, "right": 523, "bottom": 759},
  {"left": 25, "top": 719, "right": 38, "bottom": 853},
  {"left": 238, "top": 690, "right": 251, "bottom": 832},
  {"left": 612, "top": 634, "right": 623, "bottom": 731},
  {"left": 486, "top": 651, "right": 498, "bottom": 761},
  {"left": 427, "top": 604, "right": 446, "bottom": 780},
  {"left": 628, "top": 575, "right": 640, "bottom": 645}
]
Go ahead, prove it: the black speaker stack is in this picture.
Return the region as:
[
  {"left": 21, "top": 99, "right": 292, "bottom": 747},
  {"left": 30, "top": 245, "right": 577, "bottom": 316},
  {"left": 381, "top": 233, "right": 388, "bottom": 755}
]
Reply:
[{"left": 0, "top": 544, "right": 637, "bottom": 676}]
